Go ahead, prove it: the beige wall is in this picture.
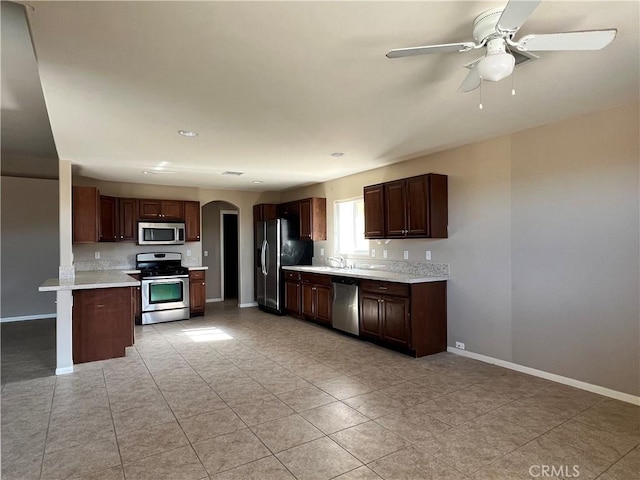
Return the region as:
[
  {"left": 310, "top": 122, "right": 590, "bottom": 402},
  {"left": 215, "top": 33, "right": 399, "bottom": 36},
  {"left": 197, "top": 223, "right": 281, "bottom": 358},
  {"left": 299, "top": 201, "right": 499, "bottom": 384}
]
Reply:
[
  {"left": 283, "top": 103, "right": 639, "bottom": 396},
  {"left": 1, "top": 176, "right": 59, "bottom": 318}
]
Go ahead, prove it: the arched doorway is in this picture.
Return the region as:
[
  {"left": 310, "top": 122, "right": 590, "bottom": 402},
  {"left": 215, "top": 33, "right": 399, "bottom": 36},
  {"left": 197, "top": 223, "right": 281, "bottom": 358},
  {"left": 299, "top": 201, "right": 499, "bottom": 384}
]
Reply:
[{"left": 202, "top": 201, "right": 239, "bottom": 303}]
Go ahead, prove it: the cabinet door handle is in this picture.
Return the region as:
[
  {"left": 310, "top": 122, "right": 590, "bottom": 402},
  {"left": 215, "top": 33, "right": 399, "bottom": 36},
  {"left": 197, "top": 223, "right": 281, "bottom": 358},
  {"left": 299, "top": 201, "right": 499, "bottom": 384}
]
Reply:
[
  {"left": 379, "top": 286, "right": 387, "bottom": 290},
  {"left": 202, "top": 283, "right": 205, "bottom": 286}
]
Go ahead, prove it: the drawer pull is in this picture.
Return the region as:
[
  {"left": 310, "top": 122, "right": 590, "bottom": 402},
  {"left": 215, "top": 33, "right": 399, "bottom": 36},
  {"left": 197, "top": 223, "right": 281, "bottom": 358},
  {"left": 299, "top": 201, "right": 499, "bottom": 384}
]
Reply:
[{"left": 379, "top": 286, "right": 388, "bottom": 290}]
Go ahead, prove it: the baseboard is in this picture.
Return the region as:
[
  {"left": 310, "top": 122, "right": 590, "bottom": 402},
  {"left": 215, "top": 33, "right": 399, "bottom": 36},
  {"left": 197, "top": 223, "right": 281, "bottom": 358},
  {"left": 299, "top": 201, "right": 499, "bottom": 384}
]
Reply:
[
  {"left": 55, "top": 366, "right": 74, "bottom": 375},
  {"left": 206, "top": 298, "right": 223, "bottom": 303},
  {"left": 238, "top": 302, "right": 258, "bottom": 308},
  {"left": 447, "top": 347, "right": 640, "bottom": 406},
  {"left": 1, "top": 313, "right": 56, "bottom": 323}
]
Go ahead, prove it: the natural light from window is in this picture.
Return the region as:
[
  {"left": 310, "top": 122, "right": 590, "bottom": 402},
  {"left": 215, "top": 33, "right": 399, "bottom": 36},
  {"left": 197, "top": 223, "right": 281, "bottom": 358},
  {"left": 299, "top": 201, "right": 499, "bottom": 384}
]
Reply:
[
  {"left": 182, "top": 327, "right": 234, "bottom": 342},
  {"left": 335, "top": 198, "right": 368, "bottom": 255}
]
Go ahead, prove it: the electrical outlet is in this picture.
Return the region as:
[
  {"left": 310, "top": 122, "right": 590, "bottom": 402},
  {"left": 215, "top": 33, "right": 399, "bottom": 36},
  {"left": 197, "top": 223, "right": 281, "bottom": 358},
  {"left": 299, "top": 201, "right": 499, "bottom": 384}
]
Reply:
[
  {"left": 455, "top": 341, "right": 465, "bottom": 350},
  {"left": 425, "top": 250, "right": 432, "bottom": 260},
  {"left": 187, "top": 249, "right": 192, "bottom": 257},
  {"left": 383, "top": 250, "right": 388, "bottom": 259},
  {"left": 403, "top": 250, "right": 409, "bottom": 260},
  {"left": 371, "top": 249, "right": 376, "bottom": 258},
  {"left": 94, "top": 251, "right": 100, "bottom": 259},
  {"left": 204, "top": 250, "right": 208, "bottom": 257},
  {"left": 320, "top": 248, "right": 325, "bottom": 256}
]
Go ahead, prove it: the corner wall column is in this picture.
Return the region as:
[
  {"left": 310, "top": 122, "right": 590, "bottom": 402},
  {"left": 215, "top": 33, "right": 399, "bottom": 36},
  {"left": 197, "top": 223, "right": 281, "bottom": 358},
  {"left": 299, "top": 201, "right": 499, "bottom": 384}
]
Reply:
[{"left": 56, "top": 159, "right": 74, "bottom": 374}]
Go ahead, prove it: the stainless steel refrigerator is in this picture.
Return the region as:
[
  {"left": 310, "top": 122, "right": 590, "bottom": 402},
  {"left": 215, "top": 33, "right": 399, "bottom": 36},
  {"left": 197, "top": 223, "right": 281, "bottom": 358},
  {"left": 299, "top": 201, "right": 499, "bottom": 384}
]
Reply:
[{"left": 256, "top": 218, "right": 313, "bottom": 314}]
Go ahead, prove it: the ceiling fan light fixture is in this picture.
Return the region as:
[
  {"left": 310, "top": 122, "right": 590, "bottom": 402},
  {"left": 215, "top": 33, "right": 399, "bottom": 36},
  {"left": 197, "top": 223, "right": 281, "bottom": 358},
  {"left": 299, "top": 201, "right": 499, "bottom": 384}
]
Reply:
[{"left": 477, "top": 52, "right": 515, "bottom": 82}]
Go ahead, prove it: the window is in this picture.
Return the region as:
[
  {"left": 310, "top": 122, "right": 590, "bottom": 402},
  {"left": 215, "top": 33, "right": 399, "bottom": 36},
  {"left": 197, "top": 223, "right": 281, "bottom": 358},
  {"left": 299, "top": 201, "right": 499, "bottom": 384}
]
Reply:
[{"left": 335, "top": 198, "right": 368, "bottom": 255}]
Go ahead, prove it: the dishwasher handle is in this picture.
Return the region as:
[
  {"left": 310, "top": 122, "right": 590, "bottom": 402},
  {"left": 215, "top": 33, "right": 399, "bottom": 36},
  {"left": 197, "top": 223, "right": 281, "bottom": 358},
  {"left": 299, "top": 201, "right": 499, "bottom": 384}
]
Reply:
[{"left": 331, "top": 276, "right": 359, "bottom": 286}]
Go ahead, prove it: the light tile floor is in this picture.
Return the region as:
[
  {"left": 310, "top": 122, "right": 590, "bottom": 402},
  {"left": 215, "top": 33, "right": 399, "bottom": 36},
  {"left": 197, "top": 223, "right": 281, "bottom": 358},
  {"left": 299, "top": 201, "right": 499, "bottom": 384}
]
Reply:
[{"left": 1, "top": 303, "right": 638, "bottom": 479}]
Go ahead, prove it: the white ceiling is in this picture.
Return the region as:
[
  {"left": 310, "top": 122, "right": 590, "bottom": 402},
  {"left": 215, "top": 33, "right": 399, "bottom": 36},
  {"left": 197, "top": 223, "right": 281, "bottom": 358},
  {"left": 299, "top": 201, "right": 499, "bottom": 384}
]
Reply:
[{"left": 18, "top": 1, "right": 640, "bottom": 191}]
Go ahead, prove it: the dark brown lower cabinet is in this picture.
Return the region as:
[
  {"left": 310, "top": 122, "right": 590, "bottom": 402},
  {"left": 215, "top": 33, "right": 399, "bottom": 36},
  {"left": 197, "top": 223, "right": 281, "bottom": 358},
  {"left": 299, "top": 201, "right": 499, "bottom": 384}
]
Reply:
[
  {"left": 284, "top": 271, "right": 302, "bottom": 317},
  {"left": 300, "top": 273, "right": 332, "bottom": 325},
  {"left": 189, "top": 270, "right": 206, "bottom": 316},
  {"left": 73, "top": 287, "right": 134, "bottom": 363},
  {"left": 359, "top": 279, "right": 446, "bottom": 357},
  {"left": 128, "top": 273, "right": 142, "bottom": 325}
]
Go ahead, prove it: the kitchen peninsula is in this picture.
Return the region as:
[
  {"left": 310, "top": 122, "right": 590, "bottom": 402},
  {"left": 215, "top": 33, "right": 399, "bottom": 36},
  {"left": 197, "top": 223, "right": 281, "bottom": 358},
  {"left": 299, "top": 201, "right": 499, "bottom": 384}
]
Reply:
[{"left": 39, "top": 271, "right": 140, "bottom": 363}]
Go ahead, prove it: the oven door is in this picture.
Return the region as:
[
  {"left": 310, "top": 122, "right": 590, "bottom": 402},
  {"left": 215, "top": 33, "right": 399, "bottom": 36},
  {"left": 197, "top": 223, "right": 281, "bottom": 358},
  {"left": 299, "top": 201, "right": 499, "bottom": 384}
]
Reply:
[{"left": 141, "top": 276, "right": 190, "bottom": 312}]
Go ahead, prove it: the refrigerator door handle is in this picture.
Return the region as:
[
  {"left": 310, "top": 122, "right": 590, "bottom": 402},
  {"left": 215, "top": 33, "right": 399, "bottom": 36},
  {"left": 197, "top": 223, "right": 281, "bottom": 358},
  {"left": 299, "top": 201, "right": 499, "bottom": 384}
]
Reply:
[
  {"left": 261, "top": 240, "right": 267, "bottom": 276},
  {"left": 264, "top": 241, "right": 270, "bottom": 275}
]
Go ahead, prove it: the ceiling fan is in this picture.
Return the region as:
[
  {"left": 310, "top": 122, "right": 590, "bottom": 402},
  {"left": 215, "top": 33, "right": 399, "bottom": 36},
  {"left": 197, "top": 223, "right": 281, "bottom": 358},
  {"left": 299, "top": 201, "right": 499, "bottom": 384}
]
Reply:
[{"left": 386, "top": 0, "right": 617, "bottom": 92}]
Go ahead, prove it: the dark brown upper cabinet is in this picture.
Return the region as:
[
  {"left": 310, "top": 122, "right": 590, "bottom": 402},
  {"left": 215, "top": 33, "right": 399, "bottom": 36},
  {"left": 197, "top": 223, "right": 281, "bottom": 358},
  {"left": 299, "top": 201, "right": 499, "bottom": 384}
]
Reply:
[
  {"left": 139, "top": 199, "right": 184, "bottom": 221},
  {"left": 363, "top": 184, "right": 385, "bottom": 239},
  {"left": 365, "top": 173, "right": 448, "bottom": 239},
  {"left": 118, "top": 198, "right": 137, "bottom": 242},
  {"left": 253, "top": 204, "right": 278, "bottom": 224},
  {"left": 277, "top": 201, "right": 299, "bottom": 218},
  {"left": 73, "top": 186, "right": 100, "bottom": 243},
  {"left": 272, "top": 198, "right": 326, "bottom": 241},
  {"left": 299, "top": 197, "right": 326, "bottom": 241},
  {"left": 184, "top": 201, "right": 201, "bottom": 242},
  {"left": 99, "top": 196, "right": 118, "bottom": 242}
]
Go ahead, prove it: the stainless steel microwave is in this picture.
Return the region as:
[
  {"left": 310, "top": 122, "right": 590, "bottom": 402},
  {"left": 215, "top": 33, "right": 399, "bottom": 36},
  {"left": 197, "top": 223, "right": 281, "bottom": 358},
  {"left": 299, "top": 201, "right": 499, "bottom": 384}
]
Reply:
[{"left": 138, "top": 222, "right": 185, "bottom": 245}]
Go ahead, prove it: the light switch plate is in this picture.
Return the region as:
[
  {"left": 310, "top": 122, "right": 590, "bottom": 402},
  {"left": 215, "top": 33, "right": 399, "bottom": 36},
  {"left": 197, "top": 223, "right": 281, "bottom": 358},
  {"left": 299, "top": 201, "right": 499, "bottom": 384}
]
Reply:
[
  {"left": 371, "top": 249, "right": 376, "bottom": 258},
  {"left": 403, "top": 250, "right": 409, "bottom": 260},
  {"left": 187, "top": 249, "right": 192, "bottom": 256},
  {"left": 204, "top": 250, "right": 208, "bottom": 257},
  {"left": 383, "top": 250, "right": 388, "bottom": 259},
  {"left": 320, "top": 248, "right": 325, "bottom": 256},
  {"left": 425, "top": 251, "right": 432, "bottom": 260}
]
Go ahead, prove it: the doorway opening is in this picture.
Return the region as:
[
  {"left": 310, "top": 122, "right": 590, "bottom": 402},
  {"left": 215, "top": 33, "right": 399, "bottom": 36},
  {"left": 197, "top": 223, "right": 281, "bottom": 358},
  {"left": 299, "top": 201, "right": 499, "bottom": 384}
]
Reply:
[
  {"left": 201, "top": 201, "right": 239, "bottom": 304},
  {"left": 221, "top": 210, "right": 238, "bottom": 300}
]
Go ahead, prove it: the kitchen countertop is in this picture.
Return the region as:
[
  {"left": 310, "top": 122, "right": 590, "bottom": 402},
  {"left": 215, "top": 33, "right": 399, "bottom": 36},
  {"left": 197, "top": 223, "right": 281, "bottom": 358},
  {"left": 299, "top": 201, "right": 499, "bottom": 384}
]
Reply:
[
  {"left": 188, "top": 266, "right": 208, "bottom": 271},
  {"left": 282, "top": 265, "right": 448, "bottom": 284},
  {"left": 39, "top": 270, "right": 140, "bottom": 292}
]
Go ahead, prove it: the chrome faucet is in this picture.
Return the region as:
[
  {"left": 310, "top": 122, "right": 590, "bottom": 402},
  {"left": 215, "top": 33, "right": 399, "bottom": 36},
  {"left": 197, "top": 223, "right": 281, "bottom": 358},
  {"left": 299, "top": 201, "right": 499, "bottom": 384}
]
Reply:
[{"left": 327, "top": 255, "right": 346, "bottom": 268}]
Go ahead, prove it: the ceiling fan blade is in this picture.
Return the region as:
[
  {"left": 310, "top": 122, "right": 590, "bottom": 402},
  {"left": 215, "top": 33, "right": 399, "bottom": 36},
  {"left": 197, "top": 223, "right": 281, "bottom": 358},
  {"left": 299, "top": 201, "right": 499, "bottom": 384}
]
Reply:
[
  {"left": 517, "top": 29, "right": 617, "bottom": 51},
  {"left": 497, "top": 0, "right": 541, "bottom": 33},
  {"left": 458, "top": 63, "right": 481, "bottom": 92},
  {"left": 386, "top": 42, "right": 475, "bottom": 58}
]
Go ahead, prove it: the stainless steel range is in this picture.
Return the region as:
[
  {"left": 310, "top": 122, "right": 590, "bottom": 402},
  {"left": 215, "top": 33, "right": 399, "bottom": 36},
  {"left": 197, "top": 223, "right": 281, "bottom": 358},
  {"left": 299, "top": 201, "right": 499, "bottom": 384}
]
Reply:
[{"left": 136, "top": 252, "right": 190, "bottom": 324}]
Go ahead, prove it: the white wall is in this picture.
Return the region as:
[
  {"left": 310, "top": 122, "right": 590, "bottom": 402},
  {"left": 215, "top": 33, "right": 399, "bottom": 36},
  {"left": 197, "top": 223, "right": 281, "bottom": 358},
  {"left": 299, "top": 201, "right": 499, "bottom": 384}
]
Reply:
[{"left": 1, "top": 176, "right": 59, "bottom": 319}]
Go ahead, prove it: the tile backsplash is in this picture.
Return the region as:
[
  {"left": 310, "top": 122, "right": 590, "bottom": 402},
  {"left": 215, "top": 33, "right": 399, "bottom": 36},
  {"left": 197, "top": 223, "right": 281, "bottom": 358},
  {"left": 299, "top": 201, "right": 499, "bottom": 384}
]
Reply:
[{"left": 73, "top": 243, "right": 202, "bottom": 270}]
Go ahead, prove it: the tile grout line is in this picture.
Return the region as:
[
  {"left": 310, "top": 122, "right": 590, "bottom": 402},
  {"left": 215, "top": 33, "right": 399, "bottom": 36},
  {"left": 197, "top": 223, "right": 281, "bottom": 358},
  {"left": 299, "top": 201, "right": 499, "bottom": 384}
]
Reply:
[{"left": 37, "top": 377, "right": 56, "bottom": 480}]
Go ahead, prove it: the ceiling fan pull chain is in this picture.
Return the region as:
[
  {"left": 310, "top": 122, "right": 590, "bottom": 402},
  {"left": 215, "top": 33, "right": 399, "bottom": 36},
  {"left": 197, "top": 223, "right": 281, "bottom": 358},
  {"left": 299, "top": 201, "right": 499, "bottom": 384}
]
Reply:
[
  {"left": 479, "top": 79, "right": 484, "bottom": 109},
  {"left": 511, "top": 74, "right": 516, "bottom": 96}
]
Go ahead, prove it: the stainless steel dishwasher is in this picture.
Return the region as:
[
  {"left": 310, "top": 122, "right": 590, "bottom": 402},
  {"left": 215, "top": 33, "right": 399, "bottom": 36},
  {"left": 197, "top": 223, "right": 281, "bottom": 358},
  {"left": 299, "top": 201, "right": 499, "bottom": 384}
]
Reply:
[{"left": 331, "top": 276, "right": 359, "bottom": 335}]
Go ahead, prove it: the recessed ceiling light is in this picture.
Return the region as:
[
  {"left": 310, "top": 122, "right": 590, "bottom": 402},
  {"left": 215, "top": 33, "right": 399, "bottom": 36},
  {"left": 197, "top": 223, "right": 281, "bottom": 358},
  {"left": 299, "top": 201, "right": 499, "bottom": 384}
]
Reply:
[
  {"left": 330, "top": 152, "right": 344, "bottom": 157},
  {"left": 178, "top": 130, "right": 198, "bottom": 137},
  {"left": 253, "top": 180, "right": 264, "bottom": 184}
]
